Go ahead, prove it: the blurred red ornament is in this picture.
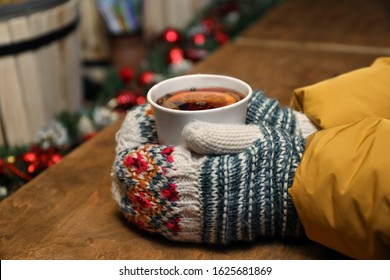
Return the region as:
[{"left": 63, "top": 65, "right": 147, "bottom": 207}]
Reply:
[
  {"left": 50, "top": 154, "right": 62, "bottom": 165},
  {"left": 202, "top": 18, "right": 216, "bottom": 32},
  {"left": 22, "top": 147, "right": 62, "bottom": 175},
  {"left": 138, "top": 71, "right": 155, "bottom": 86},
  {"left": 115, "top": 90, "right": 146, "bottom": 110},
  {"left": 23, "top": 152, "right": 37, "bottom": 163},
  {"left": 215, "top": 31, "right": 229, "bottom": 45},
  {"left": 164, "top": 28, "right": 180, "bottom": 43},
  {"left": 119, "top": 66, "right": 135, "bottom": 83},
  {"left": 117, "top": 90, "right": 137, "bottom": 106},
  {"left": 193, "top": 33, "right": 206, "bottom": 45},
  {"left": 168, "top": 47, "right": 184, "bottom": 64},
  {"left": 136, "top": 96, "right": 146, "bottom": 105},
  {"left": 27, "top": 164, "right": 36, "bottom": 174}
]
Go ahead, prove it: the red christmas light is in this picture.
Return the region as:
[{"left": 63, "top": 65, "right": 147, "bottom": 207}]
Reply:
[
  {"left": 164, "top": 29, "right": 180, "bottom": 43},
  {"left": 21, "top": 147, "right": 63, "bottom": 175},
  {"left": 117, "top": 90, "right": 136, "bottom": 106},
  {"left": 50, "top": 154, "right": 62, "bottom": 164},
  {"left": 138, "top": 71, "right": 154, "bottom": 86},
  {"left": 193, "top": 33, "right": 206, "bottom": 45},
  {"left": 23, "top": 152, "right": 37, "bottom": 163},
  {"left": 169, "top": 47, "right": 184, "bottom": 64},
  {"left": 27, "top": 164, "right": 36, "bottom": 174}
]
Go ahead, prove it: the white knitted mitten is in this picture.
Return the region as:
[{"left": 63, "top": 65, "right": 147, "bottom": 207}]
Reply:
[
  {"left": 183, "top": 117, "right": 316, "bottom": 155},
  {"left": 111, "top": 90, "right": 312, "bottom": 243}
]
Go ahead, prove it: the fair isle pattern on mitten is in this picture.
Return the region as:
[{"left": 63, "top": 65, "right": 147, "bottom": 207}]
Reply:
[
  {"left": 246, "top": 90, "right": 299, "bottom": 136},
  {"left": 112, "top": 145, "right": 181, "bottom": 238},
  {"left": 115, "top": 104, "right": 158, "bottom": 153},
  {"left": 112, "top": 144, "right": 204, "bottom": 242}
]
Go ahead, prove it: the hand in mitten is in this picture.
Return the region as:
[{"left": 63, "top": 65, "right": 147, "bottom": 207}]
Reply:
[
  {"left": 111, "top": 90, "right": 317, "bottom": 243},
  {"left": 246, "top": 90, "right": 318, "bottom": 139}
]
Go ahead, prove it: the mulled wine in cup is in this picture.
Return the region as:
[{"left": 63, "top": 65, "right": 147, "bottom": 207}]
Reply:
[
  {"left": 156, "top": 87, "right": 243, "bottom": 111},
  {"left": 147, "top": 74, "right": 253, "bottom": 146}
]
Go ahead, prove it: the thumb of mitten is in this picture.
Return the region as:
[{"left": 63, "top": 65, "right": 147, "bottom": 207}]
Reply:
[{"left": 183, "top": 121, "right": 262, "bottom": 154}]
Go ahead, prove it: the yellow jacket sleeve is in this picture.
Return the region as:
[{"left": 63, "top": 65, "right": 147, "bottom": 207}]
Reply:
[
  {"left": 288, "top": 57, "right": 390, "bottom": 259},
  {"left": 289, "top": 118, "right": 390, "bottom": 259},
  {"left": 290, "top": 57, "right": 390, "bottom": 129}
]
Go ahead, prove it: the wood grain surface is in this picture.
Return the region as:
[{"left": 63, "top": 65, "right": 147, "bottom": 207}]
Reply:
[
  {"left": 0, "top": 0, "right": 387, "bottom": 260},
  {"left": 190, "top": 43, "right": 380, "bottom": 105},
  {"left": 0, "top": 116, "right": 347, "bottom": 260},
  {"left": 241, "top": 0, "right": 390, "bottom": 48}
]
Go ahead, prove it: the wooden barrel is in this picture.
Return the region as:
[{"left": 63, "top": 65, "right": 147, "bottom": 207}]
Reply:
[{"left": 0, "top": 0, "right": 81, "bottom": 146}]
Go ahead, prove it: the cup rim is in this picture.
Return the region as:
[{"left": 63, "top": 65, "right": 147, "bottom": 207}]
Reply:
[{"left": 146, "top": 74, "right": 253, "bottom": 115}]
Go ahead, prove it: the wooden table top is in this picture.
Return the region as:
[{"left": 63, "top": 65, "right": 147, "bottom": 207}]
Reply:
[
  {"left": 241, "top": 0, "right": 390, "bottom": 49},
  {"left": 0, "top": 116, "right": 346, "bottom": 260},
  {"left": 190, "top": 43, "right": 382, "bottom": 106},
  {"left": 1, "top": 0, "right": 388, "bottom": 260}
]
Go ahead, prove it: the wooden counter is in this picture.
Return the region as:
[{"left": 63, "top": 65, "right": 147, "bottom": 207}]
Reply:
[
  {"left": 1, "top": 0, "right": 389, "bottom": 260},
  {"left": 0, "top": 115, "right": 346, "bottom": 260},
  {"left": 189, "top": 43, "right": 382, "bottom": 106},
  {"left": 241, "top": 0, "right": 390, "bottom": 48}
]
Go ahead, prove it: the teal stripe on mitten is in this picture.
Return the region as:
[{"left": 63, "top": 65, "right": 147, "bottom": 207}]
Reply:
[
  {"left": 246, "top": 90, "right": 298, "bottom": 136},
  {"left": 199, "top": 123, "right": 306, "bottom": 243}
]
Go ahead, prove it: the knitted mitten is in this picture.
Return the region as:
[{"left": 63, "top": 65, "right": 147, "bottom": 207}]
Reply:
[
  {"left": 247, "top": 90, "right": 317, "bottom": 138},
  {"left": 115, "top": 103, "right": 158, "bottom": 153},
  {"left": 111, "top": 90, "right": 313, "bottom": 243}
]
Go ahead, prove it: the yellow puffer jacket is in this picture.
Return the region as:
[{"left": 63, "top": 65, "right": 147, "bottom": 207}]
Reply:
[{"left": 289, "top": 57, "right": 390, "bottom": 260}]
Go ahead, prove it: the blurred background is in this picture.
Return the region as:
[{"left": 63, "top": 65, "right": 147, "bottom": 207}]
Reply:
[
  {"left": 0, "top": 0, "right": 280, "bottom": 199},
  {"left": 1, "top": 0, "right": 389, "bottom": 199}
]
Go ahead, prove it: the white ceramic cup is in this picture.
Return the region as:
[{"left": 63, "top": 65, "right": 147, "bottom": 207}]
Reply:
[{"left": 147, "top": 74, "right": 253, "bottom": 146}]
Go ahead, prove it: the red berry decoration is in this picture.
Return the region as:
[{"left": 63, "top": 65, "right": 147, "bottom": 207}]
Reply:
[
  {"left": 119, "top": 66, "right": 135, "bottom": 83},
  {"left": 168, "top": 47, "right": 184, "bottom": 64},
  {"left": 138, "top": 71, "right": 155, "bottom": 86},
  {"left": 22, "top": 147, "right": 63, "bottom": 175}
]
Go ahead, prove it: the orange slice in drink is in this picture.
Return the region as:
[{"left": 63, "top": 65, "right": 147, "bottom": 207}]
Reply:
[{"left": 168, "top": 90, "right": 238, "bottom": 108}]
